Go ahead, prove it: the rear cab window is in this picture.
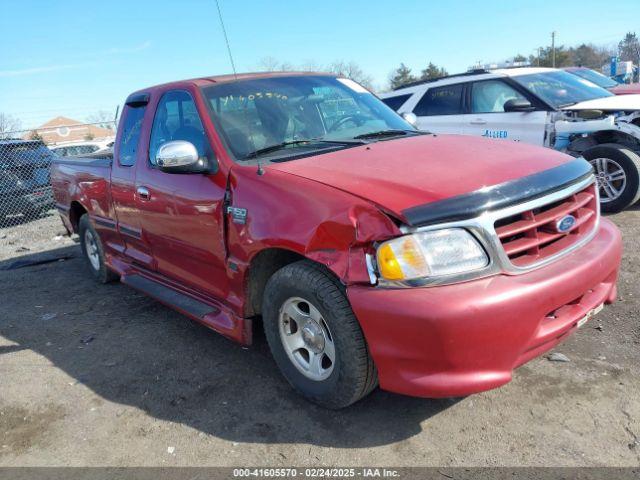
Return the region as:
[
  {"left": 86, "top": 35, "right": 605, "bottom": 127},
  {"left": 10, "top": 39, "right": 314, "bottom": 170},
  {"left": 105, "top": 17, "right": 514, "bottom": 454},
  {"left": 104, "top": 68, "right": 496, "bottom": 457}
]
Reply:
[
  {"left": 117, "top": 105, "right": 146, "bottom": 167},
  {"left": 413, "top": 84, "right": 464, "bottom": 116}
]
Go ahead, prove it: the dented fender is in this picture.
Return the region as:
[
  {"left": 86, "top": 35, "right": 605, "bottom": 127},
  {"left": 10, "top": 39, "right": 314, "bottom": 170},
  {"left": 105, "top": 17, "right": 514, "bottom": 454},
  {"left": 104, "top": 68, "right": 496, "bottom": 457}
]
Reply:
[{"left": 225, "top": 165, "right": 401, "bottom": 293}]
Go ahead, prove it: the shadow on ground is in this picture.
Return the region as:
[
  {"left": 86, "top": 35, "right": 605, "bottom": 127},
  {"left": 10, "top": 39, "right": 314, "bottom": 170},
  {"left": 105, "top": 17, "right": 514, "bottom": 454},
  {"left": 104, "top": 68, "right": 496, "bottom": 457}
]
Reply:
[{"left": 0, "top": 246, "right": 456, "bottom": 448}]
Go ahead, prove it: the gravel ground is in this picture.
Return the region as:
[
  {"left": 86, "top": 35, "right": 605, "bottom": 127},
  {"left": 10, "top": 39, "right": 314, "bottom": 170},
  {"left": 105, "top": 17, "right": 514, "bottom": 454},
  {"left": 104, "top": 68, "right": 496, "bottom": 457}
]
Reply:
[
  {"left": 0, "top": 210, "right": 639, "bottom": 467},
  {"left": 0, "top": 212, "right": 74, "bottom": 262}
]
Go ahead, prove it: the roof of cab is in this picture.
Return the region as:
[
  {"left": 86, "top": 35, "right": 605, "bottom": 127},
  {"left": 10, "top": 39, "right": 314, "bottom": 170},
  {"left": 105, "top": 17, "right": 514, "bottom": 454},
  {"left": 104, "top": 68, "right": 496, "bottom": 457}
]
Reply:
[{"left": 128, "top": 71, "right": 336, "bottom": 97}]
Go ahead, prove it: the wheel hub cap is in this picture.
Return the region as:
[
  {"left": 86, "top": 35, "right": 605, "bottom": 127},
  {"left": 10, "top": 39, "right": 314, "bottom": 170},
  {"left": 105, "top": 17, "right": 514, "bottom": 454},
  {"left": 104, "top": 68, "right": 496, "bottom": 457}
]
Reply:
[
  {"left": 278, "top": 296, "right": 335, "bottom": 381},
  {"left": 590, "top": 157, "right": 626, "bottom": 203},
  {"left": 84, "top": 230, "right": 100, "bottom": 270},
  {"left": 301, "top": 321, "right": 325, "bottom": 353}
]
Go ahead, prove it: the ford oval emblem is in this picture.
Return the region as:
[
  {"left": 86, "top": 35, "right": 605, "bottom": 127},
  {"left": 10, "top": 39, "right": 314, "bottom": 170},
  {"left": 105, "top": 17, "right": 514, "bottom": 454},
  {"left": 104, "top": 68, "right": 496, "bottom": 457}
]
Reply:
[{"left": 556, "top": 214, "right": 576, "bottom": 233}]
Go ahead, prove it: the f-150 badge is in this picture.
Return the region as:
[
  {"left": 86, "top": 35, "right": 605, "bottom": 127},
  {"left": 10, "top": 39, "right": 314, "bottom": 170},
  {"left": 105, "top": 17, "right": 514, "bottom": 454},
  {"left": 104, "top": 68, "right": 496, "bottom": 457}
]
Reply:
[{"left": 227, "top": 206, "right": 248, "bottom": 224}]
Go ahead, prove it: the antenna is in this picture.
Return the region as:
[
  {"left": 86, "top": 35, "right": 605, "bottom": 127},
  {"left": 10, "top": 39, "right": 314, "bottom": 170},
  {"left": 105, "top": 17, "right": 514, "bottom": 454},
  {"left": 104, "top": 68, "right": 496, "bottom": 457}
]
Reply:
[{"left": 214, "top": 0, "right": 238, "bottom": 80}]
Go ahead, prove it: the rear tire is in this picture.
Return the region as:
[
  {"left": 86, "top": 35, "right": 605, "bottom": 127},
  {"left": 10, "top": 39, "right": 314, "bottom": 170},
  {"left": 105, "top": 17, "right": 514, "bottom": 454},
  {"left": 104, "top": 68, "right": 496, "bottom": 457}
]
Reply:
[
  {"left": 582, "top": 144, "right": 640, "bottom": 213},
  {"left": 78, "top": 214, "right": 119, "bottom": 283},
  {"left": 262, "top": 260, "right": 378, "bottom": 409}
]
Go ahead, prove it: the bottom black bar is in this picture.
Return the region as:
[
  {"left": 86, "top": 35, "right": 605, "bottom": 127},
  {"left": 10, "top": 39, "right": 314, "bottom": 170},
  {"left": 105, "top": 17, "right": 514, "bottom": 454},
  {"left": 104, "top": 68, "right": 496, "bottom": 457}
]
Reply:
[{"left": 0, "top": 467, "right": 637, "bottom": 480}]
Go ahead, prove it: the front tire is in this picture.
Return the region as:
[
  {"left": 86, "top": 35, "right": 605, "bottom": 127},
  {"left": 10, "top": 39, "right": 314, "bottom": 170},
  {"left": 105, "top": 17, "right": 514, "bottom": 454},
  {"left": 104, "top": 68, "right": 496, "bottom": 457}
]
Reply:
[
  {"left": 78, "top": 214, "right": 118, "bottom": 283},
  {"left": 262, "top": 260, "right": 377, "bottom": 409},
  {"left": 582, "top": 144, "right": 640, "bottom": 213}
]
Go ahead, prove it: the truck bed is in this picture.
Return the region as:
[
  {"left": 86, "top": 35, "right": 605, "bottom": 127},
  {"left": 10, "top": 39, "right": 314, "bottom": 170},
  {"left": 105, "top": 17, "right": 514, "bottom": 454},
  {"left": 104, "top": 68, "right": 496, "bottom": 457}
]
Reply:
[{"left": 50, "top": 156, "right": 113, "bottom": 224}]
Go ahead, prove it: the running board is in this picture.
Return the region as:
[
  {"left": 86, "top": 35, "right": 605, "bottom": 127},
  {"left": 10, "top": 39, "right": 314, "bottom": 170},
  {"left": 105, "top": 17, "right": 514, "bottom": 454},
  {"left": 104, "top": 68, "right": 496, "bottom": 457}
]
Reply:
[
  {"left": 122, "top": 274, "right": 220, "bottom": 319},
  {"left": 121, "top": 273, "right": 252, "bottom": 345}
]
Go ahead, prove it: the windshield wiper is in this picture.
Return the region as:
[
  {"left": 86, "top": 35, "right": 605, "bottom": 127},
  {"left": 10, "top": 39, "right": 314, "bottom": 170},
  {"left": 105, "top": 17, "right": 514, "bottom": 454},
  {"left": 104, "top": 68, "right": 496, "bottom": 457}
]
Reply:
[
  {"left": 353, "top": 129, "right": 422, "bottom": 140},
  {"left": 242, "top": 139, "right": 363, "bottom": 159}
]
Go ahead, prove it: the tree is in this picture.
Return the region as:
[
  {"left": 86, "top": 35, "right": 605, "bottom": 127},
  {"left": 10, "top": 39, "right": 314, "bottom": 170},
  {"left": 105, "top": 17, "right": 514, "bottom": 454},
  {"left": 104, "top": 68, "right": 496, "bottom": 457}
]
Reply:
[
  {"left": 299, "top": 59, "right": 324, "bottom": 72},
  {"left": 388, "top": 63, "right": 417, "bottom": 90},
  {"left": 257, "top": 56, "right": 281, "bottom": 72},
  {"left": 566, "top": 43, "right": 614, "bottom": 69},
  {"left": 86, "top": 110, "right": 115, "bottom": 130},
  {"left": 419, "top": 62, "right": 448, "bottom": 81},
  {"left": 257, "top": 57, "right": 293, "bottom": 72},
  {"left": 328, "top": 60, "right": 374, "bottom": 90},
  {"left": 618, "top": 32, "right": 640, "bottom": 63},
  {"left": 536, "top": 45, "right": 572, "bottom": 67},
  {"left": 28, "top": 130, "right": 43, "bottom": 142},
  {"left": 0, "top": 113, "right": 22, "bottom": 139}
]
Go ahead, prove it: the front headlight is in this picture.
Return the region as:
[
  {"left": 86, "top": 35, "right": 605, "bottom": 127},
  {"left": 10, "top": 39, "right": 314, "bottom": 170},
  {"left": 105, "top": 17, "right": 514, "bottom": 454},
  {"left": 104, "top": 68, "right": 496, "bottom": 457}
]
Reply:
[{"left": 376, "top": 228, "right": 489, "bottom": 281}]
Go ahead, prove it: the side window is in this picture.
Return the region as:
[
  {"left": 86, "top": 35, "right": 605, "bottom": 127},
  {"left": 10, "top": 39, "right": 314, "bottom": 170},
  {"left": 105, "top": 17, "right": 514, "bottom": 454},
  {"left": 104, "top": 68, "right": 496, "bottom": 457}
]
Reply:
[
  {"left": 413, "top": 84, "right": 464, "bottom": 116},
  {"left": 471, "top": 80, "right": 528, "bottom": 113},
  {"left": 118, "top": 106, "right": 146, "bottom": 166},
  {"left": 381, "top": 93, "right": 412, "bottom": 111},
  {"left": 149, "top": 90, "right": 208, "bottom": 165}
]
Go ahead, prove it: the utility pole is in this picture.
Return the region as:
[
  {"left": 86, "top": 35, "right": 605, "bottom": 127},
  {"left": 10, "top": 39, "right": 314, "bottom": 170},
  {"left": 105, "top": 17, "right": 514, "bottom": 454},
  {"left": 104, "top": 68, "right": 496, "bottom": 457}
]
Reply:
[
  {"left": 551, "top": 31, "right": 557, "bottom": 68},
  {"left": 635, "top": 44, "right": 640, "bottom": 83},
  {"left": 538, "top": 47, "right": 542, "bottom": 66}
]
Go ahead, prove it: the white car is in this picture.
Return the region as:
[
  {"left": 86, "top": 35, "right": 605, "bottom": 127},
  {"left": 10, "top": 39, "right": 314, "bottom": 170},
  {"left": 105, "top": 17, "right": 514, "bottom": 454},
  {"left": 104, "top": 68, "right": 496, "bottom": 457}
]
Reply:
[
  {"left": 51, "top": 139, "right": 114, "bottom": 158},
  {"left": 380, "top": 67, "right": 640, "bottom": 212}
]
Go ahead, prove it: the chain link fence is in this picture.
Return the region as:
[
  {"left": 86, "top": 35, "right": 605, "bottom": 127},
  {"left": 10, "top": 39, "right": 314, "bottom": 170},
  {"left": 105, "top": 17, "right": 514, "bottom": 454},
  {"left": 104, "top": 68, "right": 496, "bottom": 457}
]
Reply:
[
  {"left": 0, "top": 122, "right": 115, "bottom": 263},
  {"left": 0, "top": 122, "right": 115, "bottom": 230},
  {"left": 0, "top": 138, "right": 57, "bottom": 228}
]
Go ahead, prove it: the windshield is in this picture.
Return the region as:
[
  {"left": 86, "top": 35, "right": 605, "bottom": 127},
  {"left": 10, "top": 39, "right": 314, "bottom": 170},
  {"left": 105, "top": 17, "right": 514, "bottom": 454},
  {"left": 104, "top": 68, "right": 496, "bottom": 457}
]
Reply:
[
  {"left": 201, "top": 75, "right": 414, "bottom": 160},
  {"left": 568, "top": 68, "right": 619, "bottom": 89},
  {"left": 512, "top": 70, "right": 614, "bottom": 108}
]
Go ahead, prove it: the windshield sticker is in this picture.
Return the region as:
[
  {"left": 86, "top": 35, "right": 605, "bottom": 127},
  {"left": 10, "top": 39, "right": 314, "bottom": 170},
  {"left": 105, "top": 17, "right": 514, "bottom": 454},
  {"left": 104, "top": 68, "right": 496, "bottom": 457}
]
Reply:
[
  {"left": 219, "top": 92, "right": 289, "bottom": 105},
  {"left": 337, "top": 78, "right": 369, "bottom": 94}
]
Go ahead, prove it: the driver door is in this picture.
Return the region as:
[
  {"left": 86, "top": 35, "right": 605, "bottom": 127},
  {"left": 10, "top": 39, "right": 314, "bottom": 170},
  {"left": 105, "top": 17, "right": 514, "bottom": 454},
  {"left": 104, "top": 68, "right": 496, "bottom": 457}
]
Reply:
[
  {"left": 463, "top": 79, "right": 547, "bottom": 146},
  {"left": 134, "top": 88, "right": 229, "bottom": 299}
]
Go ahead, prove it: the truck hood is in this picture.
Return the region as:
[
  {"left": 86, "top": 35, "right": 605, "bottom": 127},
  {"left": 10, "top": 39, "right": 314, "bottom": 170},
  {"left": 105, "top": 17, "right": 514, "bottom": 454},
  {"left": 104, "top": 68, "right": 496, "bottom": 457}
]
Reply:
[
  {"left": 269, "top": 134, "right": 572, "bottom": 220},
  {"left": 564, "top": 93, "right": 640, "bottom": 111}
]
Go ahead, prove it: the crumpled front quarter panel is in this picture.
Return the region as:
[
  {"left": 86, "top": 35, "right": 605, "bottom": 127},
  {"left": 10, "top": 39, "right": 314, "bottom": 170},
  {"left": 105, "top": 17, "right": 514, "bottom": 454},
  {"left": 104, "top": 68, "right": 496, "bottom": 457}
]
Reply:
[{"left": 226, "top": 166, "right": 400, "bottom": 286}]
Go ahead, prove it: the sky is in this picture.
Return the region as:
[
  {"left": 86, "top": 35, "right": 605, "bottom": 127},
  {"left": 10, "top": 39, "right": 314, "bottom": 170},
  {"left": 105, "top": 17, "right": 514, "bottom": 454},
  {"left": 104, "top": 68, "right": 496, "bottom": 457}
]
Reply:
[{"left": 1, "top": 0, "right": 639, "bottom": 130}]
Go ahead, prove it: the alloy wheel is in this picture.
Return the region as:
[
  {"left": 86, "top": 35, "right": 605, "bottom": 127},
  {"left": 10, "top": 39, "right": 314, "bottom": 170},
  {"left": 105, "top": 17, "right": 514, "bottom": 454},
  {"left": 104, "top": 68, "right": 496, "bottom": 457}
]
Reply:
[
  {"left": 278, "top": 296, "right": 336, "bottom": 381},
  {"left": 591, "top": 157, "right": 626, "bottom": 203},
  {"left": 84, "top": 229, "right": 100, "bottom": 271}
]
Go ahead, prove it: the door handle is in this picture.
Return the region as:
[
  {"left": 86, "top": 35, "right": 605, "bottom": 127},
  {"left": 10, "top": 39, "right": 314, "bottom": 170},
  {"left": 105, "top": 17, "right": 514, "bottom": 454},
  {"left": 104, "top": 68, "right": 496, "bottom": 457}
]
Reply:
[
  {"left": 136, "top": 186, "right": 150, "bottom": 200},
  {"left": 470, "top": 119, "right": 487, "bottom": 125}
]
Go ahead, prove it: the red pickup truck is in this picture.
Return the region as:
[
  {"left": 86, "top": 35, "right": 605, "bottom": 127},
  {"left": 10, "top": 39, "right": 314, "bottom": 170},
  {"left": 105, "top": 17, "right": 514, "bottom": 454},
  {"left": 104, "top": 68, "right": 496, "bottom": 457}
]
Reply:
[{"left": 51, "top": 72, "right": 622, "bottom": 408}]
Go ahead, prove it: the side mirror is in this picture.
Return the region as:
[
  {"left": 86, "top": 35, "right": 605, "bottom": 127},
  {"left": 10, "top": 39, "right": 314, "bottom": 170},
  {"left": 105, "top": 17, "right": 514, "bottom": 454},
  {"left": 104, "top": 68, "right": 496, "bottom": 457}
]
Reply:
[
  {"left": 401, "top": 112, "right": 418, "bottom": 126},
  {"left": 155, "top": 140, "right": 214, "bottom": 173},
  {"left": 503, "top": 98, "right": 535, "bottom": 112}
]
